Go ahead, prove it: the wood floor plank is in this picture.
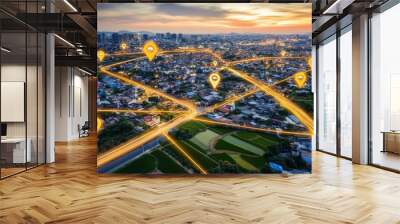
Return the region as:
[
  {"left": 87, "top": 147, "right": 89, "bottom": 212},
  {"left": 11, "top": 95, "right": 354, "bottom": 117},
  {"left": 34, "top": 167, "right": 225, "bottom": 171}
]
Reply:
[{"left": 0, "top": 136, "right": 399, "bottom": 224}]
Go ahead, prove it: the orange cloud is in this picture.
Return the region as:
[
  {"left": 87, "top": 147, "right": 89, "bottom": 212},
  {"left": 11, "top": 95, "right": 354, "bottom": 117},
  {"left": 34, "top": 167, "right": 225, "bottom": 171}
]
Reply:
[{"left": 98, "top": 3, "right": 311, "bottom": 34}]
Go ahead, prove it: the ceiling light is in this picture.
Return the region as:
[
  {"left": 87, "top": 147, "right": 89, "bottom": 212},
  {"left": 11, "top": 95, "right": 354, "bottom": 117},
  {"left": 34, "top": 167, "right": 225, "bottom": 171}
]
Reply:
[
  {"left": 54, "top": 34, "right": 75, "bottom": 48},
  {"left": 322, "top": 0, "right": 355, "bottom": 15},
  {"left": 63, "top": 0, "right": 78, "bottom": 12},
  {"left": 1, "top": 47, "right": 11, "bottom": 53},
  {"left": 78, "top": 68, "right": 92, "bottom": 76}
]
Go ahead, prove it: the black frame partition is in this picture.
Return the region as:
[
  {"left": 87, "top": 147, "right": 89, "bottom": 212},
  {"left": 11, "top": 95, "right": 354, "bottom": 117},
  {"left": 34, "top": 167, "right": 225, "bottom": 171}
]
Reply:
[
  {"left": 0, "top": 1, "right": 47, "bottom": 180},
  {"left": 315, "top": 33, "right": 338, "bottom": 157},
  {"left": 337, "top": 24, "right": 353, "bottom": 160},
  {"left": 315, "top": 23, "right": 353, "bottom": 160},
  {"left": 315, "top": 0, "right": 400, "bottom": 173}
]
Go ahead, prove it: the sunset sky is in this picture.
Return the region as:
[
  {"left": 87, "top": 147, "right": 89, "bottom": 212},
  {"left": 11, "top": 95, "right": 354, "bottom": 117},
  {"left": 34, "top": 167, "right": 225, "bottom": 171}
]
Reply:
[{"left": 98, "top": 3, "right": 311, "bottom": 34}]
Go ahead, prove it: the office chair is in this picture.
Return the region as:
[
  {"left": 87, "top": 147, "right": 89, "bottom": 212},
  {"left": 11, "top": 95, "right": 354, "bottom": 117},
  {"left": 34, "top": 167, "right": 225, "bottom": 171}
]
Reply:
[{"left": 79, "top": 121, "right": 90, "bottom": 138}]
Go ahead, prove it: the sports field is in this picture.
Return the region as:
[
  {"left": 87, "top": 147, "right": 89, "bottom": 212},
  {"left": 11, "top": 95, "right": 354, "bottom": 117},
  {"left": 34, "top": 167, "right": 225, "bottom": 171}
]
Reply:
[
  {"left": 172, "top": 121, "right": 283, "bottom": 172},
  {"left": 219, "top": 135, "right": 264, "bottom": 156},
  {"left": 190, "top": 130, "right": 219, "bottom": 150}
]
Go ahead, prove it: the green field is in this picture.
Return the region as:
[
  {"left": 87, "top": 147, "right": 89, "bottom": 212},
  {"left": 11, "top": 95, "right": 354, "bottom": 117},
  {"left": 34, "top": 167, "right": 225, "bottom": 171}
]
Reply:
[
  {"left": 180, "top": 140, "right": 219, "bottom": 170},
  {"left": 218, "top": 135, "right": 264, "bottom": 156},
  {"left": 229, "top": 154, "right": 258, "bottom": 171},
  {"left": 190, "top": 129, "right": 219, "bottom": 149},
  {"left": 178, "top": 121, "right": 207, "bottom": 135},
  {"left": 241, "top": 154, "right": 267, "bottom": 169},
  {"left": 208, "top": 126, "right": 237, "bottom": 135},
  {"left": 151, "top": 150, "right": 186, "bottom": 173},
  {"left": 233, "top": 131, "right": 278, "bottom": 151},
  {"left": 114, "top": 148, "right": 186, "bottom": 174},
  {"left": 212, "top": 153, "right": 236, "bottom": 164},
  {"left": 214, "top": 139, "right": 256, "bottom": 156},
  {"left": 114, "top": 153, "right": 156, "bottom": 173},
  {"left": 166, "top": 121, "right": 289, "bottom": 173}
]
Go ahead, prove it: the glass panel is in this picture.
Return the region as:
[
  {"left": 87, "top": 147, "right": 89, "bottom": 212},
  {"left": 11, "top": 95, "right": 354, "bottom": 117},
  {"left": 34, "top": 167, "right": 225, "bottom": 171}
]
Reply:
[
  {"left": 38, "top": 32, "right": 45, "bottom": 165},
  {"left": 317, "top": 36, "right": 337, "bottom": 154},
  {"left": 1, "top": 31, "right": 27, "bottom": 177},
  {"left": 371, "top": 4, "right": 400, "bottom": 171},
  {"left": 26, "top": 0, "right": 39, "bottom": 169},
  {"left": 0, "top": 1, "right": 47, "bottom": 178},
  {"left": 27, "top": 31, "right": 38, "bottom": 169},
  {"left": 339, "top": 29, "right": 352, "bottom": 158}
]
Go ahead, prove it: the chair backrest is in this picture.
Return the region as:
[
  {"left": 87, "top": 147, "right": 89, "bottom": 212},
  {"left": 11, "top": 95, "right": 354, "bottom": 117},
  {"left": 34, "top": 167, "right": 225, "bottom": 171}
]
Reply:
[{"left": 80, "top": 121, "right": 90, "bottom": 130}]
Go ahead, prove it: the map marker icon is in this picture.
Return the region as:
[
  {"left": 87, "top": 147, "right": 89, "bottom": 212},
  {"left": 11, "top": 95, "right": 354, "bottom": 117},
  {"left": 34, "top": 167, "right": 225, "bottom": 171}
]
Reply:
[
  {"left": 97, "top": 50, "right": 106, "bottom": 62},
  {"left": 294, "top": 72, "right": 307, "bottom": 88},
  {"left": 143, "top": 40, "right": 159, "bottom": 62},
  {"left": 209, "top": 73, "right": 221, "bottom": 89},
  {"left": 120, "top": 42, "right": 128, "bottom": 50}
]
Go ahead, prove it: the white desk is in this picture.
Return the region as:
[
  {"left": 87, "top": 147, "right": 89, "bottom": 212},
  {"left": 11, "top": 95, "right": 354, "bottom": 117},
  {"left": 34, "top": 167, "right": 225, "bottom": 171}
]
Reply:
[{"left": 1, "top": 138, "right": 31, "bottom": 163}]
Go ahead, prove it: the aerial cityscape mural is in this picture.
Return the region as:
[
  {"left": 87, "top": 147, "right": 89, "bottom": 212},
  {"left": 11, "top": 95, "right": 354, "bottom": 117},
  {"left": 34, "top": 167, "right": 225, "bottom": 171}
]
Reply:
[{"left": 97, "top": 3, "right": 313, "bottom": 174}]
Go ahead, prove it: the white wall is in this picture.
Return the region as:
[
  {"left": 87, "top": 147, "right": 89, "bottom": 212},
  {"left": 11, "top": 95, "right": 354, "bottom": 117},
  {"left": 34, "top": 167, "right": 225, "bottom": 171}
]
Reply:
[
  {"left": 1, "top": 64, "right": 26, "bottom": 138},
  {"left": 1, "top": 63, "right": 46, "bottom": 164},
  {"left": 54, "top": 67, "right": 89, "bottom": 141}
]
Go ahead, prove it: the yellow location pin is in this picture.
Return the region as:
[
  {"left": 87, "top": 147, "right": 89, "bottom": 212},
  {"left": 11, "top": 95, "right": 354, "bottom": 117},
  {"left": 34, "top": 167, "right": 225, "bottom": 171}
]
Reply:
[
  {"left": 120, "top": 42, "right": 128, "bottom": 50},
  {"left": 97, "top": 117, "right": 103, "bottom": 132},
  {"left": 211, "top": 60, "right": 218, "bottom": 67},
  {"left": 294, "top": 72, "right": 307, "bottom": 88},
  {"left": 209, "top": 73, "right": 221, "bottom": 89},
  {"left": 143, "top": 40, "right": 159, "bottom": 61},
  {"left": 97, "top": 49, "right": 106, "bottom": 62}
]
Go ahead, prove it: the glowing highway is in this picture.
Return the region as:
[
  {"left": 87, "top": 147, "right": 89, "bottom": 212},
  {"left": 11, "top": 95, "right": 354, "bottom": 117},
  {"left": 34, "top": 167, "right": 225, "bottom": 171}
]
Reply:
[
  {"left": 97, "top": 109, "right": 185, "bottom": 114},
  {"left": 223, "top": 66, "right": 314, "bottom": 132},
  {"left": 97, "top": 47, "right": 313, "bottom": 171},
  {"left": 227, "top": 56, "right": 308, "bottom": 66},
  {"left": 163, "top": 132, "right": 208, "bottom": 174}
]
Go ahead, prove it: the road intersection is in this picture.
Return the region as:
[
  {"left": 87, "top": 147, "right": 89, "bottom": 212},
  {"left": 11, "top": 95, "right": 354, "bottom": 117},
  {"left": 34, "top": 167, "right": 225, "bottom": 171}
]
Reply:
[{"left": 97, "top": 48, "right": 313, "bottom": 173}]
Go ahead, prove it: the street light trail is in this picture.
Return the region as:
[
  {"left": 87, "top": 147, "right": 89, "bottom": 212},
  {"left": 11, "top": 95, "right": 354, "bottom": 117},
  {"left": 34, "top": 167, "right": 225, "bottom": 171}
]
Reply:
[
  {"left": 193, "top": 117, "right": 311, "bottom": 137},
  {"left": 97, "top": 109, "right": 185, "bottom": 114},
  {"left": 223, "top": 66, "right": 314, "bottom": 133},
  {"left": 109, "top": 52, "right": 144, "bottom": 57},
  {"left": 159, "top": 48, "right": 226, "bottom": 64},
  {"left": 163, "top": 132, "right": 208, "bottom": 174},
  {"left": 227, "top": 56, "right": 308, "bottom": 65},
  {"left": 104, "top": 48, "right": 226, "bottom": 65},
  {"left": 101, "top": 56, "right": 147, "bottom": 70},
  {"left": 97, "top": 113, "right": 196, "bottom": 167},
  {"left": 205, "top": 87, "right": 259, "bottom": 112},
  {"left": 271, "top": 76, "right": 293, "bottom": 86},
  {"left": 271, "top": 69, "right": 311, "bottom": 86},
  {"left": 100, "top": 67, "right": 197, "bottom": 112}
]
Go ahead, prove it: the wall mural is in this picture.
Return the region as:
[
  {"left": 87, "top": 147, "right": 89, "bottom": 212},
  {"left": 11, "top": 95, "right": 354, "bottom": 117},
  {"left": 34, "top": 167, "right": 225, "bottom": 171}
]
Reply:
[{"left": 97, "top": 3, "right": 313, "bottom": 174}]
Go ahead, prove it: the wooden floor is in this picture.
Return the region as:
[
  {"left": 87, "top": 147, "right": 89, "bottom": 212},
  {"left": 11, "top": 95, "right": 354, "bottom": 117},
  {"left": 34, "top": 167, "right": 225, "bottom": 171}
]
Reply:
[
  {"left": 372, "top": 150, "right": 400, "bottom": 171},
  {"left": 1, "top": 136, "right": 400, "bottom": 224}
]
